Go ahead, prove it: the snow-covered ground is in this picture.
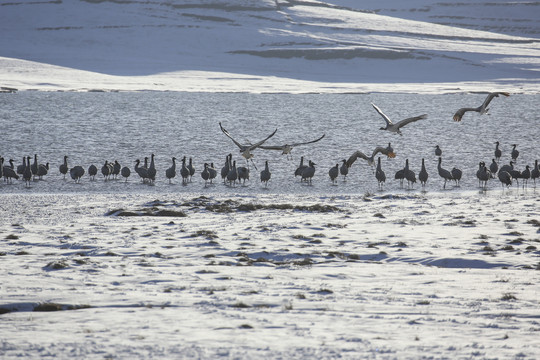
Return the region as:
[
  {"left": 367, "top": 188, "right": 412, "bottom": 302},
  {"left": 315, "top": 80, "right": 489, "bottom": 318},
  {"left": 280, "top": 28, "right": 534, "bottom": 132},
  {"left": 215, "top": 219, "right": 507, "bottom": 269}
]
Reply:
[
  {"left": 0, "top": 0, "right": 539, "bottom": 93},
  {"left": 1, "top": 191, "right": 539, "bottom": 358}
]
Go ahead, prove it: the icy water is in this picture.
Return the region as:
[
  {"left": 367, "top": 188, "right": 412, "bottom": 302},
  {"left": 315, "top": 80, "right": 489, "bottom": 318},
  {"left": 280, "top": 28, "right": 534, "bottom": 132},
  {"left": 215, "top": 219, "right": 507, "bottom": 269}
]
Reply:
[{"left": 0, "top": 91, "right": 539, "bottom": 195}]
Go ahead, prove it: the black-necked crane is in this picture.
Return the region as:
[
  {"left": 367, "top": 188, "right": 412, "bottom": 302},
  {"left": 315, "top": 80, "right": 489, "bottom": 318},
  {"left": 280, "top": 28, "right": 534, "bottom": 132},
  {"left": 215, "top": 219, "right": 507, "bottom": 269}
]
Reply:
[
  {"left": 419, "top": 158, "right": 428, "bottom": 189},
  {"left": 453, "top": 92, "right": 510, "bottom": 122},
  {"left": 511, "top": 144, "right": 519, "bottom": 161},
  {"left": 371, "top": 103, "right": 427, "bottom": 135},
  {"left": 345, "top": 146, "right": 396, "bottom": 168},
  {"left": 260, "top": 160, "right": 271, "bottom": 187},
  {"left": 70, "top": 165, "right": 85, "bottom": 183},
  {"left": 259, "top": 134, "right": 325, "bottom": 159},
  {"left": 121, "top": 166, "right": 131, "bottom": 182},
  {"left": 329, "top": 163, "right": 339, "bottom": 184},
  {"left": 59, "top": 156, "right": 68, "bottom": 179},
  {"left": 375, "top": 157, "right": 386, "bottom": 190},
  {"left": 88, "top": 164, "right": 98, "bottom": 180},
  {"left": 165, "top": 157, "right": 176, "bottom": 184},
  {"left": 301, "top": 161, "right": 316, "bottom": 185},
  {"left": 135, "top": 159, "right": 149, "bottom": 183},
  {"left": 219, "top": 122, "right": 277, "bottom": 169},
  {"left": 438, "top": 157, "right": 453, "bottom": 189}
]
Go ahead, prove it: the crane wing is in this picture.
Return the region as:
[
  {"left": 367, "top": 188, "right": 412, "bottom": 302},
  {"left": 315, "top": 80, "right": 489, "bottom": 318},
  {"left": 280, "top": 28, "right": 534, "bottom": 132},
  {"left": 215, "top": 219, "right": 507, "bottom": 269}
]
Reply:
[
  {"left": 395, "top": 114, "right": 427, "bottom": 128},
  {"left": 371, "top": 103, "right": 393, "bottom": 126},
  {"left": 290, "top": 134, "right": 326, "bottom": 147},
  {"left": 248, "top": 128, "right": 278, "bottom": 150},
  {"left": 260, "top": 133, "right": 324, "bottom": 151},
  {"left": 258, "top": 145, "right": 285, "bottom": 151},
  {"left": 453, "top": 108, "right": 477, "bottom": 122},
  {"left": 219, "top": 122, "right": 244, "bottom": 149},
  {"left": 482, "top": 91, "right": 510, "bottom": 109},
  {"left": 345, "top": 151, "right": 368, "bottom": 168},
  {"left": 372, "top": 146, "right": 396, "bottom": 158}
]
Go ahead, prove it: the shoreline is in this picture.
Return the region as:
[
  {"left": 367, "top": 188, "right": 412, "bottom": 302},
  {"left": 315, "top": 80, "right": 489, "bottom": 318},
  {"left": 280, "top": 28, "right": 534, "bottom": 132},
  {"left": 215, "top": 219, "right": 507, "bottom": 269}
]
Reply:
[
  {"left": 2, "top": 57, "right": 539, "bottom": 95},
  {"left": 0, "top": 186, "right": 537, "bottom": 198}
]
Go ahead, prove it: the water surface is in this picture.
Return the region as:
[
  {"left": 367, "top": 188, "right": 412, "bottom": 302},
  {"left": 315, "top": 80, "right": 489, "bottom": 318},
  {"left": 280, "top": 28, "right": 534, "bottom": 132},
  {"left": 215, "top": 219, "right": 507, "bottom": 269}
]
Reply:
[{"left": 0, "top": 91, "right": 538, "bottom": 194}]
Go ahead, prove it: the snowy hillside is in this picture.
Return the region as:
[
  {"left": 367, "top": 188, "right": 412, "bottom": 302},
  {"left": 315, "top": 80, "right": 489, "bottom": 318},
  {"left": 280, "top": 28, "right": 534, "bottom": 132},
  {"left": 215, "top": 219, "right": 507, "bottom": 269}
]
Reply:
[{"left": 0, "top": 0, "right": 539, "bottom": 93}]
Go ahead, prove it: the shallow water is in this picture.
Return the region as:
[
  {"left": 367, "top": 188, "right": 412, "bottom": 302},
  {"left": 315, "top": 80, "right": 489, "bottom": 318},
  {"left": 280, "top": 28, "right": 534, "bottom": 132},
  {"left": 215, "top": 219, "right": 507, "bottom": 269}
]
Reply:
[{"left": 0, "top": 91, "right": 538, "bottom": 194}]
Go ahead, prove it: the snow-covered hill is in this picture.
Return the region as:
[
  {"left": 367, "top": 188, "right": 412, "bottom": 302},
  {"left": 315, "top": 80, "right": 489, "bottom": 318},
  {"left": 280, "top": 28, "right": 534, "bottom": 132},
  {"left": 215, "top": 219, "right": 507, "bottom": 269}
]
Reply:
[{"left": 0, "top": 0, "right": 539, "bottom": 93}]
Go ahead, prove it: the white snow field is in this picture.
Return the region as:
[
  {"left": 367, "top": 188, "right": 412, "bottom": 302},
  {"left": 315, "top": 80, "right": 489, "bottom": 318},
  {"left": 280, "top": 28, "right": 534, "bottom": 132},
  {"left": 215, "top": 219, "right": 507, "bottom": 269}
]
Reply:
[
  {"left": 1, "top": 192, "right": 539, "bottom": 358},
  {"left": 0, "top": 0, "right": 539, "bottom": 93}
]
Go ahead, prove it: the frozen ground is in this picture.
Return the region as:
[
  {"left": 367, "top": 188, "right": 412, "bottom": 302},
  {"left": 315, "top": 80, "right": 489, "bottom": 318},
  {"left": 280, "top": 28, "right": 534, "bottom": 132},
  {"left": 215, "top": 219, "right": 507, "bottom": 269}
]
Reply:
[
  {"left": 1, "top": 191, "right": 539, "bottom": 358},
  {"left": 0, "top": 0, "right": 539, "bottom": 93}
]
